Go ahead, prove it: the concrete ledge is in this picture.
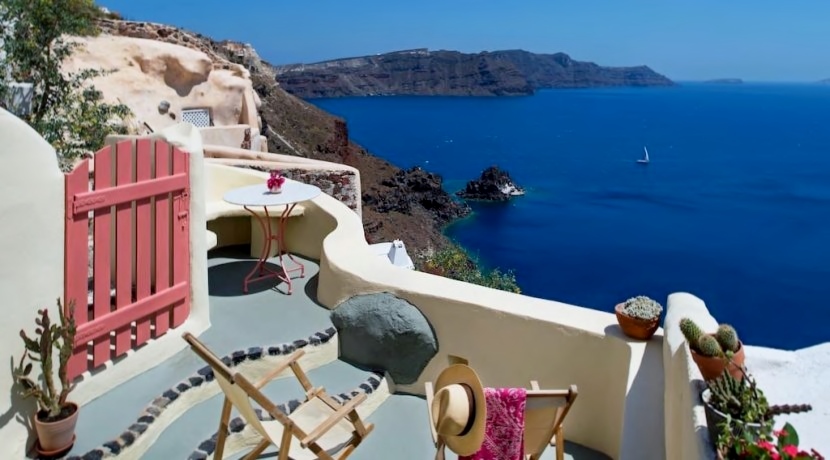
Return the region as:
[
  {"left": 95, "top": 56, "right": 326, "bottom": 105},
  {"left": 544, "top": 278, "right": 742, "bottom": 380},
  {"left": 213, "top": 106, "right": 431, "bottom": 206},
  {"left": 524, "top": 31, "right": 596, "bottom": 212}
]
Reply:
[
  {"left": 662, "top": 293, "right": 717, "bottom": 460},
  {"left": 65, "top": 328, "right": 338, "bottom": 460}
]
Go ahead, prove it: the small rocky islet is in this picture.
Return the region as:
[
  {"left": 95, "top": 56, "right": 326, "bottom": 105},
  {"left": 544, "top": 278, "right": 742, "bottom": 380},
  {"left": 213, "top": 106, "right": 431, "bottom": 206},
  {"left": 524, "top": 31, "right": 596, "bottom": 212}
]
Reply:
[{"left": 456, "top": 166, "right": 525, "bottom": 202}]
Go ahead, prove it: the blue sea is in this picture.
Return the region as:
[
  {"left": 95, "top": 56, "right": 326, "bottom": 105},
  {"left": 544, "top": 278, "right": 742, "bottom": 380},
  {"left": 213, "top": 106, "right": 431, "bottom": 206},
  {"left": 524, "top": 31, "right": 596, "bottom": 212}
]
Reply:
[{"left": 313, "top": 83, "right": 830, "bottom": 350}]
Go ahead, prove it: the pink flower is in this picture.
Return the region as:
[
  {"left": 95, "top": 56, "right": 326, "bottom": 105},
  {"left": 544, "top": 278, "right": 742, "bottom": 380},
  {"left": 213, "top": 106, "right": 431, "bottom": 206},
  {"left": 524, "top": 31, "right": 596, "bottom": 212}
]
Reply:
[
  {"left": 780, "top": 445, "right": 799, "bottom": 457},
  {"left": 775, "top": 429, "right": 788, "bottom": 438},
  {"left": 758, "top": 441, "right": 777, "bottom": 452}
]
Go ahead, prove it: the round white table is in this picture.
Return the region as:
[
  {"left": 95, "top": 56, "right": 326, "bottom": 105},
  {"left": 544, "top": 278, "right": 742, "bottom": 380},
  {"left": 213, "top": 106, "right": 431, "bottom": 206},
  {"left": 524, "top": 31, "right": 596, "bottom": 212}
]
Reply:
[{"left": 223, "top": 181, "right": 321, "bottom": 294}]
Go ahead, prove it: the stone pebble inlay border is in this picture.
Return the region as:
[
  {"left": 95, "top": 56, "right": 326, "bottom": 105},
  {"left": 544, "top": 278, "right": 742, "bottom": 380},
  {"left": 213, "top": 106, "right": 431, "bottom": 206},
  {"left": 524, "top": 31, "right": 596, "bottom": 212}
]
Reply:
[
  {"left": 186, "top": 372, "right": 384, "bottom": 460},
  {"left": 63, "top": 327, "right": 338, "bottom": 460}
]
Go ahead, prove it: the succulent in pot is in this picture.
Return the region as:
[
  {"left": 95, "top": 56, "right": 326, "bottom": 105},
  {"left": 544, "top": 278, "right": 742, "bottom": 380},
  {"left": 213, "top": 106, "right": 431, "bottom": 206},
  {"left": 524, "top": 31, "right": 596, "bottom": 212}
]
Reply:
[
  {"left": 680, "top": 318, "right": 746, "bottom": 381},
  {"left": 13, "top": 299, "right": 80, "bottom": 455},
  {"left": 615, "top": 295, "right": 663, "bottom": 340},
  {"left": 702, "top": 370, "right": 813, "bottom": 455}
]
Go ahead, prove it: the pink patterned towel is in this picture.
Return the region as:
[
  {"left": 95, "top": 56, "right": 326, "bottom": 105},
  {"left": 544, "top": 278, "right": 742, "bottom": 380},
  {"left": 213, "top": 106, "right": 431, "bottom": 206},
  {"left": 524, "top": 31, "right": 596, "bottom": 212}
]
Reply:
[{"left": 460, "top": 387, "right": 527, "bottom": 460}]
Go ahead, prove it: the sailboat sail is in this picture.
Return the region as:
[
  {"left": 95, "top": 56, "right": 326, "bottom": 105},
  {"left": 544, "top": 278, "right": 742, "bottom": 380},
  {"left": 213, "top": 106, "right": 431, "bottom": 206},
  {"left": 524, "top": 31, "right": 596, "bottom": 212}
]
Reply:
[{"left": 637, "top": 146, "right": 650, "bottom": 164}]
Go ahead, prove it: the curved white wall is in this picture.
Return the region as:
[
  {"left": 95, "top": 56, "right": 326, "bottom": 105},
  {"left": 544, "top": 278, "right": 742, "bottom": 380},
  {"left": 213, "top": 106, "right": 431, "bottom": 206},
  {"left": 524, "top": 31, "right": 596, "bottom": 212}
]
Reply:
[
  {"left": 0, "top": 109, "right": 67, "bottom": 458},
  {"left": 296, "top": 191, "right": 659, "bottom": 459}
]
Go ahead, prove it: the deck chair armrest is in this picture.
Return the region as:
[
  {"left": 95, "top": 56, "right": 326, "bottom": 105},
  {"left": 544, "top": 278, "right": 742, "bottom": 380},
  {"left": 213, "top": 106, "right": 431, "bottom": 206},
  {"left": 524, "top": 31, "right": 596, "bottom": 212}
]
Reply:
[
  {"left": 300, "top": 392, "right": 367, "bottom": 448},
  {"left": 254, "top": 349, "right": 306, "bottom": 389}
]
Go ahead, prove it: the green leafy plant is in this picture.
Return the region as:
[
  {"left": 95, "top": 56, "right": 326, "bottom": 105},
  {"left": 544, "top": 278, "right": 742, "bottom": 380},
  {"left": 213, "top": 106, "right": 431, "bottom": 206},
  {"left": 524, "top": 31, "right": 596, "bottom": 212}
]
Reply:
[
  {"left": 620, "top": 295, "right": 662, "bottom": 320},
  {"left": 417, "top": 243, "right": 521, "bottom": 293},
  {"left": 0, "top": 0, "right": 131, "bottom": 170},
  {"left": 708, "top": 370, "right": 815, "bottom": 457},
  {"left": 13, "top": 299, "right": 78, "bottom": 421},
  {"left": 680, "top": 317, "right": 742, "bottom": 358}
]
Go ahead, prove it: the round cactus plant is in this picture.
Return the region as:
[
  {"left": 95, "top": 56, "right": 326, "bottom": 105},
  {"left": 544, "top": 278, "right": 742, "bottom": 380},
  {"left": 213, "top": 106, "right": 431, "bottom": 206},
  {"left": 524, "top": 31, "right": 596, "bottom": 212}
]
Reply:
[
  {"left": 621, "top": 296, "right": 663, "bottom": 320},
  {"left": 679, "top": 318, "right": 704, "bottom": 348},
  {"left": 715, "top": 324, "right": 740, "bottom": 352},
  {"left": 697, "top": 334, "right": 724, "bottom": 358}
]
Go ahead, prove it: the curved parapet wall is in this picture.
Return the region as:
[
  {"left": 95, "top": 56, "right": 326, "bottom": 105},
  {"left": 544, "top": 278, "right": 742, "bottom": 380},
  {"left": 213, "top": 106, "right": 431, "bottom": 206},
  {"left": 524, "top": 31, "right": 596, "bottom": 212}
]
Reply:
[
  {"left": 203, "top": 144, "right": 362, "bottom": 217},
  {"left": 662, "top": 293, "right": 718, "bottom": 460},
  {"left": 287, "top": 189, "right": 657, "bottom": 459}
]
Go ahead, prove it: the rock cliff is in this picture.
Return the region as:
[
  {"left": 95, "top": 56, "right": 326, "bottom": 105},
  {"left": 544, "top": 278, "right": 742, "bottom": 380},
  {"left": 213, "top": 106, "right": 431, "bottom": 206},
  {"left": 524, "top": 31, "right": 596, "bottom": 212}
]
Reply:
[
  {"left": 91, "top": 19, "right": 463, "bottom": 253},
  {"left": 273, "top": 48, "right": 675, "bottom": 98}
]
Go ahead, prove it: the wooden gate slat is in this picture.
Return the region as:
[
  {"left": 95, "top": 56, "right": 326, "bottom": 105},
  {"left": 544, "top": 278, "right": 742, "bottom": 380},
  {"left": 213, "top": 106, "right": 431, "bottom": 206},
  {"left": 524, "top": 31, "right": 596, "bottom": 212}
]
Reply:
[
  {"left": 92, "top": 146, "right": 113, "bottom": 368},
  {"left": 113, "top": 140, "right": 134, "bottom": 357},
  {"left": 134, "top": 139, "right": 153, "bottom": 346},
  {"left": 171, "top": 146, "right": 190, "bottom": 327},
  {"left": 75, "top": 283, "right": 188, "bottom": 344},
  {"left": 153, "top": 141, "right": 172, "bottom": 337},
  {"left": 65, "top": 160, "right": 90, "bottom": 380}
]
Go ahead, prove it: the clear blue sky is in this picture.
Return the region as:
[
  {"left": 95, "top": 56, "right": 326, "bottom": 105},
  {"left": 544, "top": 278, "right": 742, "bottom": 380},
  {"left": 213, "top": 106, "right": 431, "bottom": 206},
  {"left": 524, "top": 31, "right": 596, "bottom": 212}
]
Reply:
[{"left": 97, "top": 0, "right": 829, "bottom": 82}]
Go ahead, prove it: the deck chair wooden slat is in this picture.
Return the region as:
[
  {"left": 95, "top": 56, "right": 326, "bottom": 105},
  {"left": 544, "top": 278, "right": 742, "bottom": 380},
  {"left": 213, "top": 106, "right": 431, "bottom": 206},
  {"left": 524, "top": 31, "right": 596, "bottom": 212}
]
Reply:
[{"left": 182, "top": 333, "right": 374, "bottom": 460}]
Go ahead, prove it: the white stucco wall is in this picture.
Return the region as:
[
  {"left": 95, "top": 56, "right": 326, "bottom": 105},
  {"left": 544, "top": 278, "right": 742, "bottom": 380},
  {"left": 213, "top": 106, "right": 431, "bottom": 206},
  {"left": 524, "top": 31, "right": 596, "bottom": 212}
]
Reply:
[
  {"left": 662, "top": 292, "right": 718, "bottom": 460},
  {"left": 199, "top": 125, "right": 253, "bottom": 149},
  {"left": 282, "top": 189, "right": 658, "bottom": 459},
  {"left": 0, "top": 109, "right": 67, "bottom": 457}
]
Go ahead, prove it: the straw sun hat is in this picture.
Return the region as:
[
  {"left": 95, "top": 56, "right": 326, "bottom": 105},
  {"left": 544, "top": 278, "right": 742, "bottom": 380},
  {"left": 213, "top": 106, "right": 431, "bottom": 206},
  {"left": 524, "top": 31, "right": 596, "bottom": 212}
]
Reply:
[{"left": 429, "top": 364, "right": 487, "bottom": 456}]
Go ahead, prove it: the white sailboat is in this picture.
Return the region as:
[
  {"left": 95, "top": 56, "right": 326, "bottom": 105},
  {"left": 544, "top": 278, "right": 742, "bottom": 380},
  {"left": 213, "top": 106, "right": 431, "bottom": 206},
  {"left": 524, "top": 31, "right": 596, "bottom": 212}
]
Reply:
[{"left": 637, "top": 146, "right": 650, "bottom": 164}]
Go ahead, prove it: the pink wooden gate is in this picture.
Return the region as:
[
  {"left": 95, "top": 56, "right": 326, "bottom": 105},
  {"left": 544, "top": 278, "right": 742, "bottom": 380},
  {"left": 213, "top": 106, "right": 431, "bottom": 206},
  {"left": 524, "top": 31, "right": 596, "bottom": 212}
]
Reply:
[{"left": 64, "top": 138, "right": 191, "bottom": 381}]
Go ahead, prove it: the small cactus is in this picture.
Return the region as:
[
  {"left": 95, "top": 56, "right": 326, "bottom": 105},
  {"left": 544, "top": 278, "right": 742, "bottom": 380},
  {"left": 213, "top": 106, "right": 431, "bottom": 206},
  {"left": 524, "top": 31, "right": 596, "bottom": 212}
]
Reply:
[
  {"left": 697, "top": 334, "right": 724, "bottom": 358},
  {"left": 680, "top": 318, "right": 704, "bottom": 350},
  {"left": 767, "top": 403, "right": 813, "bottom": 417},
  {"left": 715, "top": 324, "right": 740, "bottom": 353}
]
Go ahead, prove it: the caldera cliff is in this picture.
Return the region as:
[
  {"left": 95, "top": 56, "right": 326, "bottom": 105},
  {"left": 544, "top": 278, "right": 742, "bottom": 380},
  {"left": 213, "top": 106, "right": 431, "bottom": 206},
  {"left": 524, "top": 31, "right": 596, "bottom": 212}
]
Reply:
[{"left": 273, "top": 48, "right": 675, "bottom": 98}]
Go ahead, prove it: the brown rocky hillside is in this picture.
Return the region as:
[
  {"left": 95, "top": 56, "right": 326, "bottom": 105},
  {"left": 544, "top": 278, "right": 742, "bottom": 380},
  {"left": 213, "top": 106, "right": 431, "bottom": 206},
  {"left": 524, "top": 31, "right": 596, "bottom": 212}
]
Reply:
[{"left": 97, "top": 19, "right": 468, "bottom": 255}]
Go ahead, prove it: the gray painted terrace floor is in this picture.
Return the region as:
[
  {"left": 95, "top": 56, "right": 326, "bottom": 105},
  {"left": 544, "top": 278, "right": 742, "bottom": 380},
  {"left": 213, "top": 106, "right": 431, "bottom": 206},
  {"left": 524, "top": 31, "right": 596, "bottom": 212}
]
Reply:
[{"left": 69, "top": 246, "right": 610, "bottom": 460}]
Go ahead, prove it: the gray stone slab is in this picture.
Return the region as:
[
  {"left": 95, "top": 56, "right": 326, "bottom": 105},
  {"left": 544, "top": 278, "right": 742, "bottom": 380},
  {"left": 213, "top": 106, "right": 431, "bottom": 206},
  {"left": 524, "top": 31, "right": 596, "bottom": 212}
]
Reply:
[
  {"left": 70, "top": 247, "right": 335, "bottom": 456},
  {"left": 145, "top": 359, "right": 373, "bottom": 460},
  {"left": 349, "top": 394, "right": 612, "bottom": 460}
]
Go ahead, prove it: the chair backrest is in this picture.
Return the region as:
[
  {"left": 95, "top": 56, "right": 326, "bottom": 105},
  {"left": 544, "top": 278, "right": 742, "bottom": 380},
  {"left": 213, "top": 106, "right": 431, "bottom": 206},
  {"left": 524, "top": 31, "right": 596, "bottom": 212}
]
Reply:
[
  {"left": 183, "top": 333, "right": 275, "bottom": 442},
  {"left": 523, "top": 385, "right": 578, "bottom": 457}
]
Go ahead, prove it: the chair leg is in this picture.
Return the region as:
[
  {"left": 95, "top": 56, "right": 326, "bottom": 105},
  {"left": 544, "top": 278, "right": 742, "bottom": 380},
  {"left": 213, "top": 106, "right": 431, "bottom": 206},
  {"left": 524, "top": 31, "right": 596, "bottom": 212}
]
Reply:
[
  {"left": 277, "top": 425, "right": 293, "bottom": 460},
  {"left": 555, "top": 425, "right": 565, "bottom": 460},
  {"left": 214, "top": 397, "right": 233, "bottom": 460},
  {"left": 243, "top": 439, "right": 271, "bottom": 460}
]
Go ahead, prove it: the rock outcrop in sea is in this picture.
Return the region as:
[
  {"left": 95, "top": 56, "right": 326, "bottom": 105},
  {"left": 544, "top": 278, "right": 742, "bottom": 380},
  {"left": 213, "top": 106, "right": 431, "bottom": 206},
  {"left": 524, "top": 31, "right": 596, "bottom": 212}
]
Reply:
[{"left": 457, "top": 166, "right": 525, "bottom": 202}]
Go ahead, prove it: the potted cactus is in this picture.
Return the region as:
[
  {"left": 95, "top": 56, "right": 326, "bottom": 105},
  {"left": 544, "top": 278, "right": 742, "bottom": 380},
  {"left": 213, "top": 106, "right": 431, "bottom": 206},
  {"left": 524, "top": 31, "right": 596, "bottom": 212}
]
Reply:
[
  {"left": 680, "top": 318, "right": 746, "bottom": 381},
  {"left": 702, "top": 371, "right": 812, "bottom": 454},
  {"left": 13, "top": 299, "right": 80, "bottom": 456},
  {"left": 614, "top": 295, "right": 663, "bottom": 340}
]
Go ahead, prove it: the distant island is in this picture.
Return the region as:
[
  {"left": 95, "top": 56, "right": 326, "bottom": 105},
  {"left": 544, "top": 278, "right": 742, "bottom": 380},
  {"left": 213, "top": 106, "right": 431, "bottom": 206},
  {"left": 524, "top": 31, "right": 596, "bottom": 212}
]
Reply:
[
  {"left": 273, "top": 48, "right": 675, "bottom": 98},
  {"left": 819, "top": 78, "right": 830, "bottom": 85},
  {"left": 705, "top": 78, "right": 743, "bottom": 84}
]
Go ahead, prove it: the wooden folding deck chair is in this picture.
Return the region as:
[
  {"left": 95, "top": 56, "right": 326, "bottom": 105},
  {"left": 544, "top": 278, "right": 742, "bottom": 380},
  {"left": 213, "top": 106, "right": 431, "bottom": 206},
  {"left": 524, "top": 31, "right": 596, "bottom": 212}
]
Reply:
[
  {"left": 426, "top": 380, "right": 578, "bottom": 460},
  {"left": 183, "top": 333, "right": 374, "bottom": 460}
]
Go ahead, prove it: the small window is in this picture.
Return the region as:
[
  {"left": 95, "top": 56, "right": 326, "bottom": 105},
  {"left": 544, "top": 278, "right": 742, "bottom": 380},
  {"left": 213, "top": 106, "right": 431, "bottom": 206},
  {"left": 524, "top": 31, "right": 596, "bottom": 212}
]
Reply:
[{"left": 181, "top": 107, "right": 212, "bottom": 128}]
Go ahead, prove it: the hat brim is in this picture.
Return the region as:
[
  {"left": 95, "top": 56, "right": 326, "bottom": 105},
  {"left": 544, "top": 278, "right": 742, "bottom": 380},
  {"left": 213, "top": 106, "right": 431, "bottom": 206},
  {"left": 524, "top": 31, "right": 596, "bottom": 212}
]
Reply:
[{"left": 431, "top": 364, "right": 487, "bottom": 456}]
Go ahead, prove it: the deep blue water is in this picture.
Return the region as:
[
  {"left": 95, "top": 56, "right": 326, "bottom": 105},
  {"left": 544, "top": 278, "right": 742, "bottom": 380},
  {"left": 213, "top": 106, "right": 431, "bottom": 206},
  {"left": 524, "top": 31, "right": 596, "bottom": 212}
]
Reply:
[{"left": 314, "top": 84, "right": 830, "bottom": 350}]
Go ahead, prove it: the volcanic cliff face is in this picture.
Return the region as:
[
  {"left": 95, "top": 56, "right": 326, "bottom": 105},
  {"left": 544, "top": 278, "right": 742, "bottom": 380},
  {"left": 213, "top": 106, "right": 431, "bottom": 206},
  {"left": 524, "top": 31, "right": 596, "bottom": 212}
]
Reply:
[
  {"left": 273, "top": 48, "right": 675, "bottom": 98},
  {"left": 95, "top": 19, "right": 465, "bottom": 254}
]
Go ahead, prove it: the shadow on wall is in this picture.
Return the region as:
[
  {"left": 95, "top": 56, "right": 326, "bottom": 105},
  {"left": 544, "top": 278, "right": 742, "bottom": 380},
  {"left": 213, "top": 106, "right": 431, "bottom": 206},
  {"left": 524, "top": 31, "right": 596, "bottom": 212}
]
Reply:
[
  {"left": 1, "top": 357, "right": 37, "bottom": 455},
  {"left": 605, "top": 323, "right": 667, "bottom": 460}
]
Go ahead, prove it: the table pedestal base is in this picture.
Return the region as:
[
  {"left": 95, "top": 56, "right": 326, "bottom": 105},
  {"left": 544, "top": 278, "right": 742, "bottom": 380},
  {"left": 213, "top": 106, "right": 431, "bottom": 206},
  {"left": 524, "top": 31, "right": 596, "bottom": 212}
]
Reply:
[{"left": 242, "top": 204, "right": 305, "bottom": 295}]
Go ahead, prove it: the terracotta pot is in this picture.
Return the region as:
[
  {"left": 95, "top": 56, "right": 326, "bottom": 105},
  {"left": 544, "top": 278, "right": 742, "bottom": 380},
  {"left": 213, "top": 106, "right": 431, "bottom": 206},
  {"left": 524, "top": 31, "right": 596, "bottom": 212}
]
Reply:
[
  {"left": 34, "top": 402, "right": 79, "bottom": 453},
  {"left": 691, "top": 339, "right": 746, "bottom": 381},
  {"left": 701, "top": 389, "right": 763, "bottom": 446},
  {"left": 614, "top": 303, "right": 660, "bottom": 340}
]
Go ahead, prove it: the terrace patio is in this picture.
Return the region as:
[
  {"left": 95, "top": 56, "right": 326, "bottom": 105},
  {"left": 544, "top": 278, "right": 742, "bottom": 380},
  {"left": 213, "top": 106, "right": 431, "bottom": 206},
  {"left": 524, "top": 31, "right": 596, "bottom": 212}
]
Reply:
[
  {"left": 3, "top": 110, "right": 765, "bottom": 460},
  {"left": 64, "top": 246, "right": 611, "bottom": 460}
]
